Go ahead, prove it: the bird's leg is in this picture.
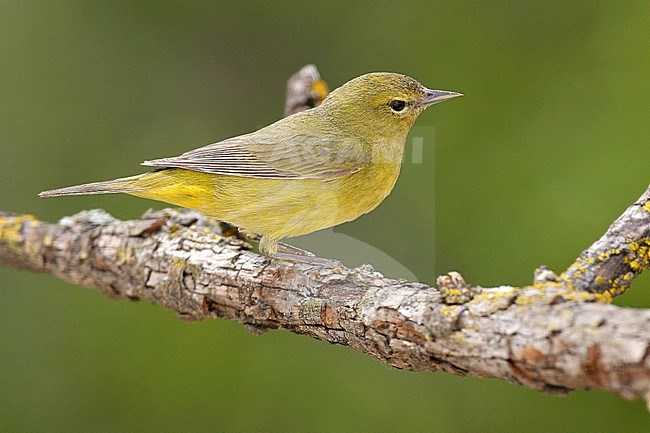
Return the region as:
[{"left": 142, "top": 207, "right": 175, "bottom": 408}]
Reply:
[{"left": 258, "top": 234, "right": 280, "bottom": 257}]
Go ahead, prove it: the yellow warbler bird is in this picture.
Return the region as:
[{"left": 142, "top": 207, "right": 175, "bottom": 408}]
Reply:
[{"left": 40, "top": 73, "right": 461, "bottom": 259}]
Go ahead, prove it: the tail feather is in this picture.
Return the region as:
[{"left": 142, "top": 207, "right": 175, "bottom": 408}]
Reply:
[{"left": 39, "top": 175, "right": 143, "bottom": 198}]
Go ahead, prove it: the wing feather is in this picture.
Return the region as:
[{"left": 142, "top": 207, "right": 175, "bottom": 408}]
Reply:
[{"left": 142, "top": 113, "right": 369, "bottom": 179}]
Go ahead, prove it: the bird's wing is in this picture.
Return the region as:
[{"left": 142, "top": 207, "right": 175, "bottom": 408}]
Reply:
[{"left": 142, "top": 121, "right": 369, "bottom": 180}]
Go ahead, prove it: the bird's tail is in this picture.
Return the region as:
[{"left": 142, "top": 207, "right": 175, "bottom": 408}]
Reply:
[{"left": 39, "top": 175, "right": 144, "bottom": 198}]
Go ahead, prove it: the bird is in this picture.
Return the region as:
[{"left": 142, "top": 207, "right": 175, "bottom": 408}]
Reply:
[{"left": 40, "top": 72, "right": 462, "bottom": 261}]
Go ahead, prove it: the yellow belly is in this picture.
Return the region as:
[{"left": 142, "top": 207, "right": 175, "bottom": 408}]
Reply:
[{"left": 130, "top": 165, "right": 400, "bottom": 240}]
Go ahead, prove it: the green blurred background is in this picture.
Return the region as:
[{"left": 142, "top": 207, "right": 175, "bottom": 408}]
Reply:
[{"left": 1, "top": 1, "right": 649, "bottom": 431}]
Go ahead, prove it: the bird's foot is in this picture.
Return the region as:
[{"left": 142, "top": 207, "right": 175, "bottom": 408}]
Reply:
[
  {"left": 274, "top": 251, "right": 343, "bottom": 268},
  {"left": 253, "top": 234, "right": 343, "bottom": 268},
  {"left": 277, "top": 242, "right": 315, "bottom": 256}
]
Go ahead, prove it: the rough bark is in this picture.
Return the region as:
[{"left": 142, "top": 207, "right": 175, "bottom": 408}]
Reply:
[{"left": 1, "top": 65, "right": 649, "bottom": 407}]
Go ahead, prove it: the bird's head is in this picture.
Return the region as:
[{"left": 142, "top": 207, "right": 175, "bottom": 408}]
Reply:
[{"left": 319, "top": 72, "right": 462, "bottom": 143}]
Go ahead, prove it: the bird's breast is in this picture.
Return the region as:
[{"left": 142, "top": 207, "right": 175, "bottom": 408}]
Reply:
[{"left": 332, "top": 160, "right": 402, "bottom": 220}]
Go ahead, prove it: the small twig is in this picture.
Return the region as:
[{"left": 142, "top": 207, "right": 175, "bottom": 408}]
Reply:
[{"left": 560, "top": 188, "right": 650, "bottom": 298}]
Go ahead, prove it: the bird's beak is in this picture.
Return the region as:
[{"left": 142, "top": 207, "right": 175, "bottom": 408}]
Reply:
[{"left": 421, "top": 88, "right": 463, "bottom": 106}]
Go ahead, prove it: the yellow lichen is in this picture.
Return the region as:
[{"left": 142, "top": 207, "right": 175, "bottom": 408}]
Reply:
[
  {"left": 171, "top": 256, "right": 188, "bottom": 268},
  {"left": 644, "top": 202, "right": 650, "bottom": 213},
  {"left": 624, "top": 239, "right": 650, "bottom": 272},
  {"left": 563, "top": 290, "right": 597, "bottom": 302},
  {"left": 597, "top": 248, "right": 621, "bottom": 262},
  {"left": 514, "top": 288, "right": 554, "bottom": 307},
  {"left": 301, "top": 299, "right": 323, "bottom": 317},
  {"left": 441, "top": 305, "right": 465, "bottom": 318},
  {"left": 0, "top": 214, "right": 37, "bottom": 251},
  {"left": 116, "top": 247, "right": 134, "bottom": 264},
  {"left": 167, "top": 223, "right": 180, "bottom": 235},
  {"left": 471, "top": 287, "right": 516, "bottom": 303},
  {"left": 594, "top": 290, "right": 614, "bottom": 303},
  {"left": 444, "top": 288, "right": 463, "bottom": 297},
  {"left": 629, "top": 259, "right": 642, "bottom": 270}
]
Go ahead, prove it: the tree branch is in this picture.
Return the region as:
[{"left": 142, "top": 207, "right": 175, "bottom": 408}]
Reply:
[{"left": 1, "top": 65, "right": 649, "bottom": 407}]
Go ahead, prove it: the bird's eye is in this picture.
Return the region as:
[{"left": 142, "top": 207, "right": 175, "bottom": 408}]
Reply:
[{"left": 389, "top": 99, "right": 406, "bottom": 112}]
